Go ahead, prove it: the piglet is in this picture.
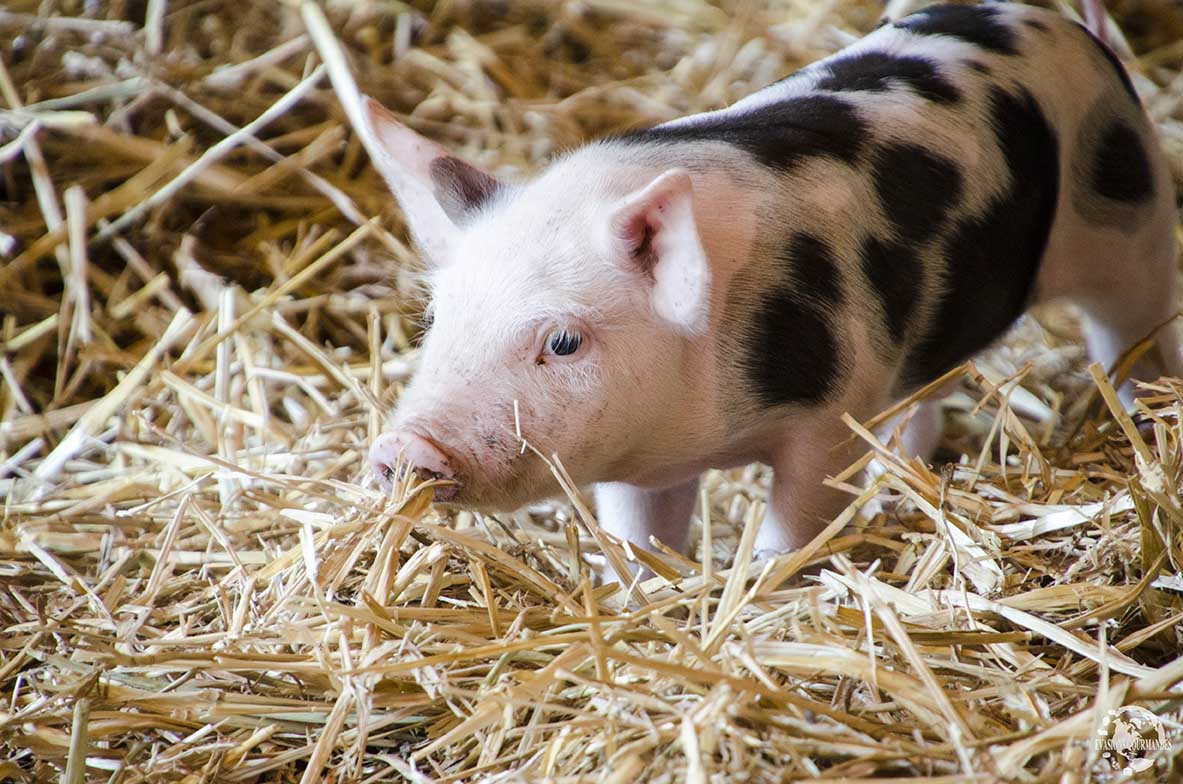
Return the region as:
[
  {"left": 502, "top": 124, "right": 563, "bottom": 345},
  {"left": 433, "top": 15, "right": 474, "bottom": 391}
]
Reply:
[{"left": 363, "top": 3, "right": 1181, "bottom": 561}]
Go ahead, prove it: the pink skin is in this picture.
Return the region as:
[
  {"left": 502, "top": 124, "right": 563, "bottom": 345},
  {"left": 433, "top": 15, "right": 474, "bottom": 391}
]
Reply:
[
  {"left": 369, "top": 431, "right": 460, "bottom": 501},
  {"left": 368, "top": 297, "right": 607, "bottom": 508},
  {"left": 359, "top": 102, "right": 726, "bottom": 515}
]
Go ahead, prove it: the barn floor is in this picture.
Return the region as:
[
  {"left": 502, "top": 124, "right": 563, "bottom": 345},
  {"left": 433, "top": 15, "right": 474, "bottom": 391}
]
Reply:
[{"left": 2, "top": 0, "right": 1183, "bottom": 781}]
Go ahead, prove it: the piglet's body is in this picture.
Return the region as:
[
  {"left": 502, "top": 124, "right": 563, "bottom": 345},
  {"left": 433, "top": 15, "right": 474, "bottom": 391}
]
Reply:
[{"left": 365, "top": 4, "right": 1181, "bottom": 561}]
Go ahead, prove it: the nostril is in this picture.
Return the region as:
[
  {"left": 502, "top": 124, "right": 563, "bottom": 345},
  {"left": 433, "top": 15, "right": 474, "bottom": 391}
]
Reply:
[
  {"left": 368, "top": 430, "right": 460, "bottom": 498},
  {"left": 368, "top": 432, "right": 405, "bottom": 488}
]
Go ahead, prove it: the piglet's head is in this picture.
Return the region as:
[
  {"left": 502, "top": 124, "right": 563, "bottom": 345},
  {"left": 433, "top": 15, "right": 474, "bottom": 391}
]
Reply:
[{"left": 361, "top": 98, "right": 711, "bottom": 509}]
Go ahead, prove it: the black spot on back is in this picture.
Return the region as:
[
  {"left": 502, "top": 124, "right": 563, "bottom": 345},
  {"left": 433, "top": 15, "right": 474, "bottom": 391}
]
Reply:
[
  {"left": 1023, "top": 18, "right": 1051, "bottom": 33},
  {"left": 431, "top": 157, "right": 501, "bottom": 221},
  {"left": 1075, "top": 22, "right": 1140, "bottom": 104},
  {"left": 895, "top": 4, "right": 1018, "bottom": 55},
  {"left": 789, "top": 232, "right": 844, "bottom": 305},
  {"left": 620, "top": 95, "right": 866, "bottom": 172},
  {"left": 743, "top": 232, "right": 844, "bottom": 407},
  {"left": 861, "top": 236, "right": 921, "bottom": 343},
  {"left": 964, "top": 60, "right": 992, "bottom": 75},
  {"left": 815, "top": 51, "right": 961, "bottom": 104},
  {"left": 861, "top": 145, "right": 960, "bottom": 347},
  {"left": 902, "top": 87, "right": 1060, "bottom": 388},
  {"left": 872, "top": 143, "right": 963, "bottom": 245},
  {"left": 1091, "top": 120, "right": 1154, "bottom": 203}
]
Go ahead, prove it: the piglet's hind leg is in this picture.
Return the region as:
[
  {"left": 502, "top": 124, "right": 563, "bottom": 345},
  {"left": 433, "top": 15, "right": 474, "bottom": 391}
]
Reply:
[
  {"left": 875, "top": 398, "right": 944, "bottom": 464},
  {"left": 755, "top": 416, "right": 861, "bottom": 561},
  {"left": 1076, "top": 258, "right": 1183, "bottom": 411}
]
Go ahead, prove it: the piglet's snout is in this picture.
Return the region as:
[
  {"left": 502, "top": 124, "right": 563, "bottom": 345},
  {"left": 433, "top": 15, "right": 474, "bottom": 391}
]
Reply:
[{"left": 369, "top": 431, "right": 461, "bottom": 501}]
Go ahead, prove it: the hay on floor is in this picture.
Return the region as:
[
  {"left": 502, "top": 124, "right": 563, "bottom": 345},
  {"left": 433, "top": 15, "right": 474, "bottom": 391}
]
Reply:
[{"left": 1, "top": 0, "right": 1182, "bottom": 781}]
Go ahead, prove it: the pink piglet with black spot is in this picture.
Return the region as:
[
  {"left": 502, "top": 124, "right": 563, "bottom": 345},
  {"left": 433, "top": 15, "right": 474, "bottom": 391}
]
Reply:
[{"left": 360, "top": 3, "right": 1181, "bottom": 564}]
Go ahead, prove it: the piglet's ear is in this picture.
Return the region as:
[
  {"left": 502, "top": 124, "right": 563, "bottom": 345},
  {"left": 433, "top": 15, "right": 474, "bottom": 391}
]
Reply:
[
  {"left": 361, "top": 98, "right": 502, "bottom": 266},
  {"left": 609, "top": 169, "right": 711, "bottom": 335}
]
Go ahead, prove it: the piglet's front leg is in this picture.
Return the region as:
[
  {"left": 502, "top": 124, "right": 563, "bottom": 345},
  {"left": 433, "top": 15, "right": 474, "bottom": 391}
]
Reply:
[{"left": 755, "top": 416, "right": 861, "bottom": 562}]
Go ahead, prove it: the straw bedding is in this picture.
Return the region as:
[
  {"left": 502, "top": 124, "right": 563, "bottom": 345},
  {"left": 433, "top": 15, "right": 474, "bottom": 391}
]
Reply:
[{"left": 2, "top": 0, "right": 1183, "bottom": 781}]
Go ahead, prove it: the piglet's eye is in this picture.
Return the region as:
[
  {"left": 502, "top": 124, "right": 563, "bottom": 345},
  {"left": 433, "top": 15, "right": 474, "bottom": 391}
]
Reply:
[{"left": 547, "top": 330, "right": 582, "bottom": 356}]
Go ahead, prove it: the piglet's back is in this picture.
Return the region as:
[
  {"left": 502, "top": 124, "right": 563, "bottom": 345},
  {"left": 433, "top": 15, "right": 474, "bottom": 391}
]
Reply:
[{"left": 611, "top": 3, "right": 1170, "bottom": 406}]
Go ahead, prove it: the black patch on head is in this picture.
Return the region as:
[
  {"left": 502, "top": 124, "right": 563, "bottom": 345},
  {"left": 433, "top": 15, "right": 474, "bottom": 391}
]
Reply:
[
  {"left": 861, "top": 236, "right": 921, "bottom": 342},
  {"left": 902, "top": 86, "right": 1060, "bottom": 389},
  {"left": 815, "top": 51, "right": 961, "bottom": 104},
  {"left": 430, "top": 156, "right": 501, "bottom": 221},
  {"left": 895, "top": 4, "right": 1018, "bottom": 55},
  {"left": 1075, "top": 22, "right": 1139, "bottom": 104},
  {"left": 872, "top": 143, "right": 963, "bottom": 245},
  {"left": 964, "top": 60, "right": 992, "bottom": 75},
  {"left": 743, "top": 232, "right": 844, "bottom": 407},
  {"left": 1023, "top": 18, "right": 1051, "bottom": 33},
  {"left": 1091, "top": 120, "right": 1154, "bottom": 203},
  {"left": 620, "top": 94, "right": 866, "bottom": 172}
]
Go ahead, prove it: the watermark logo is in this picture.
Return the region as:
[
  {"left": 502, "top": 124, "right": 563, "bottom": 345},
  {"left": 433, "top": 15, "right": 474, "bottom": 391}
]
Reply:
[{"left": 1095, "top": 706, "right": 1167, "bottom": 775}]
